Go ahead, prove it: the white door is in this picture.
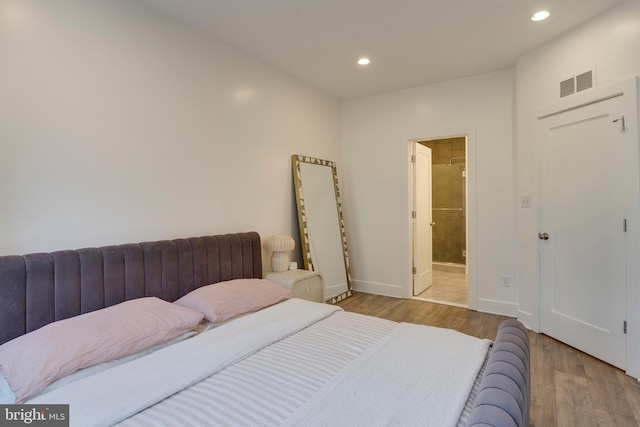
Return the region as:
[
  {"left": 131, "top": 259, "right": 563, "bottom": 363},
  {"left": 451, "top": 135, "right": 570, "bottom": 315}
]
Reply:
[
  {"left": 538, "top": 94, "right": 628, "bottom": 369},
  {"left": 413, "top": 143, "right": 433, "bottom": 295}
]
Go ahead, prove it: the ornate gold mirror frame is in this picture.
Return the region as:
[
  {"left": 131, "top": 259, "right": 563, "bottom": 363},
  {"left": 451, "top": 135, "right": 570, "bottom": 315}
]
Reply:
[{"left": 292, "top": 155, "right": 352, "bottom": 303}]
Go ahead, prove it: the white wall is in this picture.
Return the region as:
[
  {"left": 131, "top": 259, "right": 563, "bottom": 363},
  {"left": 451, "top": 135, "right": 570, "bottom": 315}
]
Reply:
[
  {"left": 516, "top": 0, "right": 640, "bottom": 329},
  {"left": 340, "top": 69, "right": 517, "bottom": 316},
  {"left": 0, "top": 0, "right": 340, "bottom": 257}
]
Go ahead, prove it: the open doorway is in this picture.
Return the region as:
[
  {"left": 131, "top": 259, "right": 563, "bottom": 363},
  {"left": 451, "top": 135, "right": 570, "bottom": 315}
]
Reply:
[{"left": 412, "top": 137, "right": 468, "bottom": 307}]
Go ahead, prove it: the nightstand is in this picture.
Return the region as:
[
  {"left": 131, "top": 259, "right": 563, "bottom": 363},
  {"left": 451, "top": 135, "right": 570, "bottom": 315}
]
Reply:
[{"left": 265, "top": 270, "right": 324, "bottom": 303}]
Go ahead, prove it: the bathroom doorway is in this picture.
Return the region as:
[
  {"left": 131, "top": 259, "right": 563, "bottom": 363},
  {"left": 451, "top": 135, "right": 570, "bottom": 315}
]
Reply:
[{"left": 413, "top": 137, "right": 468, "bottom": 307}]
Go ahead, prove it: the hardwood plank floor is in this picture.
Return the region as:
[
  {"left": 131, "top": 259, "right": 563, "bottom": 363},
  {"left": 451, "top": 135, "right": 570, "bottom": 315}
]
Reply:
[{"left": 337, "top": 292, "right": 640, "bottom": 427}]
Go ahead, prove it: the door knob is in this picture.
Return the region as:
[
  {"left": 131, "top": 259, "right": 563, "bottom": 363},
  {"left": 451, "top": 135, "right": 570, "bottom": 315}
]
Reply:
[
  {"left": 538, "top": 232, "right": 549, "bottom": 240},
  {"left": 430, "top": 222, "right": 436, "bottom": 226}
]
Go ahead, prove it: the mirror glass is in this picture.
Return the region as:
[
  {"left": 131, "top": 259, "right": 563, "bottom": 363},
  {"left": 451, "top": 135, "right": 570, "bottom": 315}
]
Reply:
[{"left": 292, "top": 155, "right": 352, "bottom": 303}]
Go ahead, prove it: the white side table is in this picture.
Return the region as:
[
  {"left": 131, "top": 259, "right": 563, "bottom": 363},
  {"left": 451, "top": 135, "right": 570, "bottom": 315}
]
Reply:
[{"left": 265, "top": 270, "right": 324, "bottom": 303}]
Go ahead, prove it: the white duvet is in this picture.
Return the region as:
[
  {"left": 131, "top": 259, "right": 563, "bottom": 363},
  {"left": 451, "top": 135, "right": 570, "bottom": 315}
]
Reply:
[
  {"left": 285, "top": 322, "right": 491, "bottom": 426},
  {"left": 28, "top": 299, "right": 340, "bottom": 427},
  {"left": 28, "top": 299, "right": 490, "bottom": 427}
]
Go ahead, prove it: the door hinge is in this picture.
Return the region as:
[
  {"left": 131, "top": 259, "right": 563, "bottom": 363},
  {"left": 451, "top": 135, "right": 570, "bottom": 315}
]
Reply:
[
  {"left": 624, "top": 320, "right": 627, "bottom": 334},
  {"left": 411, "top": 155, "right": 416, "bottom": 163},
  {"left": 412, "top": 211, "right": 416, "bottom": 219},
  {"left": 412, "top": 267, "right": 417, "bottom": 274},
  {"left": 624, "top": 218, "right": 627, "bottom": 232}
]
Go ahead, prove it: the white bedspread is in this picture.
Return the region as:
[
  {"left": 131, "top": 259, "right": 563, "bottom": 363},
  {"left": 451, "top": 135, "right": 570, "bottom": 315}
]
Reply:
[
  {"left": 285, "top": 322, "right": 491, "bottom": 427},
  {"left": 117, "top": 309, "right": 398, "bottom": 427},
  {"left": 28, "top": 299, "right": 340, "bottom": 427},
  {"left": 28, "top": 299, "right": 490, "bottom": 427}
]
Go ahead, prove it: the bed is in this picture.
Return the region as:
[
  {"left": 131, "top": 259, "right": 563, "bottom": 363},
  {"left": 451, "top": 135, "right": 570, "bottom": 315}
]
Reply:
[{"left": 0, "top": 232, "right": 529, "bottom": 426}]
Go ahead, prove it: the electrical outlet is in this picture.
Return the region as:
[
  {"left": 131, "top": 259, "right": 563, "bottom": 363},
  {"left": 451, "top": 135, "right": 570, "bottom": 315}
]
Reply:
[
  {"left": 501, "top": 275, "right": 511, "bottom": 287},
  {"left": 521, "top": 195, "right": 531, "bottom": 208}
]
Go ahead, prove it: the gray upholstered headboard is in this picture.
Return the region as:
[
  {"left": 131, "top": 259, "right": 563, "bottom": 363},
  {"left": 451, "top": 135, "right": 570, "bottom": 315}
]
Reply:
[{"left": 0, "top": 232, "right": 262, "bottom": 346}]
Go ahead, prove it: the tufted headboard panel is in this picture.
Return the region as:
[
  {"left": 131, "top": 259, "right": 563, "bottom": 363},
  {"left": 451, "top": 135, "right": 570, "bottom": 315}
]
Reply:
[
  {"left": 466, "top": 319, "right": 531, "bottom": 427},
  {"left": 0, "top": 232, "right": 262, "bottom": 345}
]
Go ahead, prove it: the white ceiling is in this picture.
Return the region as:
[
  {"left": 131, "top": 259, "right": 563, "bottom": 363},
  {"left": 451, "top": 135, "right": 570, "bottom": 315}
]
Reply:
[{"left": 137, "top": 0, "right": 624, "bottom": 99}]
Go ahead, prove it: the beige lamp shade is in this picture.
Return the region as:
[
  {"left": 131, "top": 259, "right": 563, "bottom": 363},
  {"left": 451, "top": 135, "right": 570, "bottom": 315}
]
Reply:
[{"left": 264, "top": 234, "right": 295, "bottom": 272}]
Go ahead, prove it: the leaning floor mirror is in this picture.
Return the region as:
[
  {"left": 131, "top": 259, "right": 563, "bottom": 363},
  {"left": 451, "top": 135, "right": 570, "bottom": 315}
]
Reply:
[{"left": 292, "top": 155, "right": 352, "bottom": 303}]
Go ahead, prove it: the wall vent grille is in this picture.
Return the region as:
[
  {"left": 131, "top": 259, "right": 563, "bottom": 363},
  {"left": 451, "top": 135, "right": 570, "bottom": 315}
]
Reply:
[
  {"left": 560, "top": 78, "right": 575, "bottom": 98},
  {"left": 560, "top": 69, "right": 595, "bottom": 98},
  {"left": 576, "top": 70, "right": 594, "bottom": 92}
]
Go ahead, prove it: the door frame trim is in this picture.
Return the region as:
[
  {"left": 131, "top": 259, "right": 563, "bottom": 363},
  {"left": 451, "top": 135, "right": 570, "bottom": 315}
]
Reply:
[
  {"left": 529, "top": 77, "right": 640, "bottom": 378},
  {"left": 403, "top": 126, "right": 478, "bottom": 310}
]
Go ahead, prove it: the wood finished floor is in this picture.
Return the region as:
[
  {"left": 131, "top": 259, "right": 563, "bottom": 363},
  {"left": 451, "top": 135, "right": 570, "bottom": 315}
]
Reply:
[{"left": 337, "top": 292, "right": 640, "bottom": 427}]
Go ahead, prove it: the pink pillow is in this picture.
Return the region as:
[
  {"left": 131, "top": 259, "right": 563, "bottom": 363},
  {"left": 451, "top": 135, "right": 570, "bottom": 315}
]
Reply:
[
  {"left": 174, "top": 278, "right": 292, "bottom": 323},
  {"left": 0, "top": 297, "right": 203, "bottom": 403}
]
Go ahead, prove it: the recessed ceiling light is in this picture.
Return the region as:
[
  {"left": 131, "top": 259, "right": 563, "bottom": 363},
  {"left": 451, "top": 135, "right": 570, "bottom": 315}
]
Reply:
[
  {"left": 531, "top": 10, "right": 550, "bottom": 22},
  {"left": 357, "top": 58, "right": 370, "bottom": 66}
]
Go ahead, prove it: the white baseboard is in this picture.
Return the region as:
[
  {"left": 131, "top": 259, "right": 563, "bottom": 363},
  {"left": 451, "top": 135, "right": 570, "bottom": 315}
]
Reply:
[
  {"left": 516, "top": 309, "right": 539, "bottom": 332},
  {"left": 352, "top": 280, "right": 402, "bottom": 298},
  {"left": 476, "top": 298, "right": 518, "bottom": 318}
]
